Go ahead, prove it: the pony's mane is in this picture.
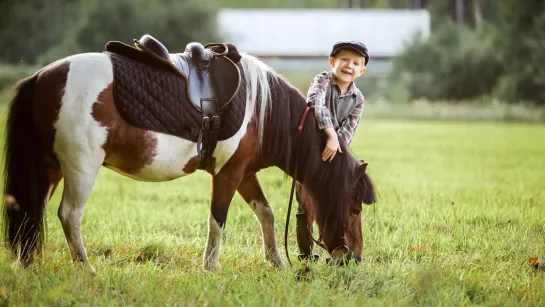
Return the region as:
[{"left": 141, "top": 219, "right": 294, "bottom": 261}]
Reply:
[
  {"left": 238, "top": 53, "right": 274, "bottom": 145},
  {"left": 238, "top": 53, "right": 360, "bottom": 248}
]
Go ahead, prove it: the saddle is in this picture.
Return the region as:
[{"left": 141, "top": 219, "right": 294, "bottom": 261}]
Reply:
[{"left": 103, "top": 35, "right": 245, "bottom": 170}]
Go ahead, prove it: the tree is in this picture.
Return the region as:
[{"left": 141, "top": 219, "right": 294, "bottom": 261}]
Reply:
[
  {"left": 494, "top": 1, "right": 545, "bottom": 104},
  {"left": 0, "top": 0, "right": 80, "bottom": 64},
  {"left": 426, "top": 0, "right": 499, "bottom": 29},
  {"left": 0, "top": 0, "right": 219, "bottom": 66}
]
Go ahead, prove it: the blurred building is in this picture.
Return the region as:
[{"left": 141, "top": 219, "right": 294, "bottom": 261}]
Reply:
[{"left": 217, "top": 8, "right": 430, "bottom": 74}]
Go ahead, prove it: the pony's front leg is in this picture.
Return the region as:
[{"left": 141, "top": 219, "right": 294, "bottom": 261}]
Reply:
[
  {"left": 237, "top": 174, "right": 285, "bottom": 268},
  {"left": 202, "top": 170, "right": 244, "bottom": 270}
]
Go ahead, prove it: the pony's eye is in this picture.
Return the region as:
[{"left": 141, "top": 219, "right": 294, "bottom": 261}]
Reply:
[{"left": 351, "top": 209, "right": 361, "bottom": 216}]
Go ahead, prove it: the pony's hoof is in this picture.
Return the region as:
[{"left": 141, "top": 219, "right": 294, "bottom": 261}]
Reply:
[
  {"left": 72, "top": 259, "right": 97, "bottom": 275},
  {"left": 270, "top": 259, "right": 287, "bottom": 269},
  {"left": 88, "top": 265, "right": 97, "bottom": 275},
  {"left": 267, "top": 254, "right": 286, "bottom": 269},
  {"left": 202, "top": 262, "right": 220, "bottom": 271}
]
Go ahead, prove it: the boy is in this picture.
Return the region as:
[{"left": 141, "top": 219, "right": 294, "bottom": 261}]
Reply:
[{"left": 296, "top": 41, "right": 369, "bottom": 260}]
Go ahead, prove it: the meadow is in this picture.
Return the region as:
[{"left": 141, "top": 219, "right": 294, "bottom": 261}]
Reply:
[{"left": 0, "top": 101, "right": 544, "bottom": 305}]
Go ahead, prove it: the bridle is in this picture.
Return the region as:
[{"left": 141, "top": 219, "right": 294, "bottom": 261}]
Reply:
[{"left": 283, "top": 106, "right": 349, "bottom": 266}]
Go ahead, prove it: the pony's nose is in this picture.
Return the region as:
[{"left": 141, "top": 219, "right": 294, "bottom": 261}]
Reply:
[{"left": 354, "top": 256, "right": 362, "bottom": 263}]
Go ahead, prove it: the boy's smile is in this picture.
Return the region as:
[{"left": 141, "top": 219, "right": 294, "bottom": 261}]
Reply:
[{"left": 339, "top": 67, "right": 355, "bottom": 79}]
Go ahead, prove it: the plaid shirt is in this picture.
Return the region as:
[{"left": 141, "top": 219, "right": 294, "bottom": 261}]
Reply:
[{"left": 306, "top": 71, "right": 365, "bottom": 146}]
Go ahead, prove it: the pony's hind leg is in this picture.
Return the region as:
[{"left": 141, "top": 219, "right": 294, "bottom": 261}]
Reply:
[
  {"left": 56, "top": 153, "right": 104, "bottom": 274},
  {"left": 50, "top": 52, "right": 111, "bottom": 273},
  {"left": 237, "top": 174, "right": 285, "bottom": 268}
]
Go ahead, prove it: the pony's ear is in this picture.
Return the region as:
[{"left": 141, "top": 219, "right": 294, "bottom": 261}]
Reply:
[{"left": 355, "top": 160, "right": 368, "bottom": 179}]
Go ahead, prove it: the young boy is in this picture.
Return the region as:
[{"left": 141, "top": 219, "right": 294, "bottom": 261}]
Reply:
[{"left": 296, "top": 41, "right": 369, "bottom": 260}]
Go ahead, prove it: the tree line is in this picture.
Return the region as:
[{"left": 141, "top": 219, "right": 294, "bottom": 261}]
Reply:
[{"left": 1, "top": 0, "right": 543, "bottom": 104}]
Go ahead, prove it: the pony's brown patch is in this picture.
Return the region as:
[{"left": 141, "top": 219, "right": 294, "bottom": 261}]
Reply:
[
  {"left": 33, "top": 61, "right": 70, "bottom": 155},
  {"left": 221, "top": 123, "right": 262, "bottom": 173},
  {"left": 92, "top": 83, "right": 157, "bottom": 174},
  {"left": 183, "top": 156, "right": 201, "bottom": 174},
  {"left": 182, "top": 156, "right": 218, "bottom": 175},
  {"left": 32, "top": 61, "right": 67, "bottom": 199}
]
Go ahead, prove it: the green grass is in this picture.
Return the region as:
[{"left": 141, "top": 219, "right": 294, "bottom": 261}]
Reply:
[{"left": 0, "top": 114, "right": 544, "bottom": 305}]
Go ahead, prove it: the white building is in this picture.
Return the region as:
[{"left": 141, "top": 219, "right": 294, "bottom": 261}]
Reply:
[{"left": 217, "top": 8, "right": 431, "bottom": 73}]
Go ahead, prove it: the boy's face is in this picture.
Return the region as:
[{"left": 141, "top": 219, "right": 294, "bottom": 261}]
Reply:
[{"left": 328, "top": 49, "right": 367, "bottom": 86}]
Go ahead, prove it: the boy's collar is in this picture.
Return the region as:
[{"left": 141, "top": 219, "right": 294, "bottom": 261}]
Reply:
[{"left": 329, "top": 71, "right": 356, "bottom": 95}]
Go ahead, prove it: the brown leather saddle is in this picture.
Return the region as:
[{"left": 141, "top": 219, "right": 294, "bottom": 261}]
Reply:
[
  {"left": 103, "top": 35, "right": 245, "bottom": 170},
  {"left": 134, "top": 34, "right": 241, "bottom": 113}
]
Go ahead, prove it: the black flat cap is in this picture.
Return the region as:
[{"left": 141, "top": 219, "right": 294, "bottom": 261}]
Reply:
[{"left": 330, "top": 41, "right": 369, "bottom": 65}]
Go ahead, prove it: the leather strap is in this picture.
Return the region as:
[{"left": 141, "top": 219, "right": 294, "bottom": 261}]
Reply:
[
  {"left": 284, "top": 106, "right": 311, "bottom": 266},
  {"left": 198, "top": 98, "right": 221, "bottom": 170}
]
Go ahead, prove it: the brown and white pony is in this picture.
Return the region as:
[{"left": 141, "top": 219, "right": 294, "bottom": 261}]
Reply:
[{"left": 2, "top": 51, "right": 376, "bottom": 273}]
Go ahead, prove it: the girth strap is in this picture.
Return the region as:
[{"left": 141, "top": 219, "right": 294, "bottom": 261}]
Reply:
[{"left": 198, "top": 98, "right": 221, "bottom": 170}]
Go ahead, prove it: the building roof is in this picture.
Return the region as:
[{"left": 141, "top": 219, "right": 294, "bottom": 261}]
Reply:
[{"left": 217, "top": 9, "right": 431, "bottom": 58}]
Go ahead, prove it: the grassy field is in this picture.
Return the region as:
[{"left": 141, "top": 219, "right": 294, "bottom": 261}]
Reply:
[{"left": 0, "top": 111, "right": 544, "bottom": 305}]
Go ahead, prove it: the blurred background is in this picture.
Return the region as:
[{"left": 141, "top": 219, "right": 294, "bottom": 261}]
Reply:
[{"left": 1, "top": 0, "right": 544, "bottom": 121}]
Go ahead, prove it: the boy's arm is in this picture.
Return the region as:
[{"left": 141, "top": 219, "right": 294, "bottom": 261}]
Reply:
[
  {"left": 306, "top": 73, "right": 333, "bottom": 130},
  {"left": 337, "top": 92, "right": 365, "bottom": 146}
]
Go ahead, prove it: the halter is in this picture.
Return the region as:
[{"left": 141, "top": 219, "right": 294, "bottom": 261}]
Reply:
[{"left": 283, "top": 106, "right": 348, "bottom": 266}]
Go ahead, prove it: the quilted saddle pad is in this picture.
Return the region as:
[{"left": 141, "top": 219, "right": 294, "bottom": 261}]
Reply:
[{"left": 103, "top": 51, "right": 246, "bottom": 142}]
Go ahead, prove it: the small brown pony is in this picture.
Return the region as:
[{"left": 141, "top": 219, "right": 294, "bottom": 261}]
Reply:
[{"left": 2, "top": 46, "right": 376, "bottom": 273}]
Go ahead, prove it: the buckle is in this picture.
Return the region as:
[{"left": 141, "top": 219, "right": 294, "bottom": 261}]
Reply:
[
  {"left": 202, "top": 117, "right": 210, "bottom": 130},
  {"left": 212, "top": 115, "right": 221, "bottom": 129}
]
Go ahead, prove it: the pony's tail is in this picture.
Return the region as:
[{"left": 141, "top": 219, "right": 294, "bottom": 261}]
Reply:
[{"left": 2, "top": 74, "right": 49, "bottom": 265}]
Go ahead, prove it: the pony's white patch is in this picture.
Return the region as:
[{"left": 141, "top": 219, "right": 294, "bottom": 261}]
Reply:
[
  {"left": 212, "top": 54, "right": 273, "bottom": 174},
  {"left": 203, "top": 213, "right": 224, "bottom": 269},
  {"left": 54, "top": 53, "right": 111, "bottom": 165},
  {"left": 135, "top": 132, "right": 198, "bottom": 181},
  {"left": 212, "top": 117, "right": 248, "bottom": 173},
  {"left": 53, "top": 53, "right": 113, "bottom": 273},
  {"left": 54, "top": 52, "right": 276, "bottom": 179}
]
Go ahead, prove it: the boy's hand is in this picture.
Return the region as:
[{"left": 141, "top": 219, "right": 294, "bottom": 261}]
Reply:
[{"left": 322, "top": 128, "right": 343, "bottom": 162}]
